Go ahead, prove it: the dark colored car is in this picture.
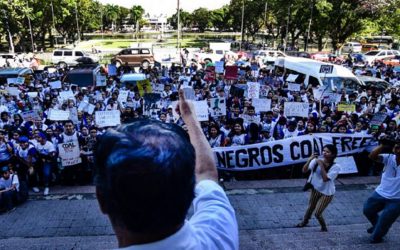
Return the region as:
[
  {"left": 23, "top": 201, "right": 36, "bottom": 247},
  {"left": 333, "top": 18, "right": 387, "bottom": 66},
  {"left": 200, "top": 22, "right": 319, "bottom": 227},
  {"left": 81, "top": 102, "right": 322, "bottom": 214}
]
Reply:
[{"left": 285, "top": 51, "right": 311, "bottom": 58}]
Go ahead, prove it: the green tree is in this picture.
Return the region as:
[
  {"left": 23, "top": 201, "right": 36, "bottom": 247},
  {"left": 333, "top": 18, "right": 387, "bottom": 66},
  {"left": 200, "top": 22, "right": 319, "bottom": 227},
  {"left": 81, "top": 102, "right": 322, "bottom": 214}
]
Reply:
[
  {"left": 191, "top": 8, "right": 210, "bottom": 32},
  {"left": 210, "top": 5, "right": 232, "bottom": 31},
  {"left": 167, "top": 9, "right": 191, "bottom": 29},
  {"left": 129, "top": 5, "right": 144, "bottom": 28}
]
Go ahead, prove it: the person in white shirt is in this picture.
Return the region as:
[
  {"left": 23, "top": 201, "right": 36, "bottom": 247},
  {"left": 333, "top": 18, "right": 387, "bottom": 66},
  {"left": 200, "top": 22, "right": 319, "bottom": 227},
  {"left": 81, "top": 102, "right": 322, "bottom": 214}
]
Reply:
[
  {"left": 0, "top": 166, "right": 19, "bottom": 212},
  {"left": 296, "top": 144, "right": 341, "bottom": 232},
  {"left": 95, "top": 90, "right": 238, "bottom": 249},
  {"left": 363, "top": 142, "right": 400, "bottom": 243}
]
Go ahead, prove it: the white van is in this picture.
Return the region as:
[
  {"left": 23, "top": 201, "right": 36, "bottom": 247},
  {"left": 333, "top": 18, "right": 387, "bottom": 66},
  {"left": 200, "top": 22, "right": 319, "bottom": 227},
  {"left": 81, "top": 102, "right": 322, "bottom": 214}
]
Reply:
[
  {"left": 274, "top": 57, "right": 364, "bottom": 93},
  {"left": 52, "top": 49, "right": 99, "bottom": 67},
  {"left": 342, "top": 42, "right": 362, "bottom": 53}
]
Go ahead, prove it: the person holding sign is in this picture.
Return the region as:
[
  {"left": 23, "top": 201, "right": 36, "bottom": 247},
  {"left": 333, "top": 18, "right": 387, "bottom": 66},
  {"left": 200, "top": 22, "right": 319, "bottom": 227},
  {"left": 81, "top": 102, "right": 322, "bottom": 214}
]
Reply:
[
  {"left": 296, "top": 144, "right": 341, "bottom": 232},
  {"left": 363, "top": 142, "right": 400, "bottom": 243},
  {"left": 94, "top": 90, "right": 238, "bottom": 249}
]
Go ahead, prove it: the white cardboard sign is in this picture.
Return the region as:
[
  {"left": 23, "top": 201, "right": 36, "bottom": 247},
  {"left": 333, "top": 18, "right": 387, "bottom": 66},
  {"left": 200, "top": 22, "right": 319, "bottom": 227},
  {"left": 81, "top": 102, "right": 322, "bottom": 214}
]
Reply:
[
  {"left": 284, "top": 102, "right": 309, "bottom": 118},
  {"left": 252, "top": 98, "right": 271, "bottom": 113},
  {"left": 58, "top": 142, "right": 82, "bottom": 167},
  {"left": 48, "top": 109, "right": 71, "bottom": 121},
  {"left": 95, "top": 110, "right": 121, "bottom": 127}
]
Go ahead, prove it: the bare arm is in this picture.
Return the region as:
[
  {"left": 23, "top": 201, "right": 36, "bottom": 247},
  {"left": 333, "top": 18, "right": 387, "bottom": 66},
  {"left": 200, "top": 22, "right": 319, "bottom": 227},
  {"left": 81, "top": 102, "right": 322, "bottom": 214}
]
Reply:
[
  {"left": 302, "top": 154, "right": 318, "bottom": 173},
  {"left": 178, "top": 90, "right": 218, "bottom": 183},
  {"left": 369, "top": 144, "right": 385, "bottom": 162}
]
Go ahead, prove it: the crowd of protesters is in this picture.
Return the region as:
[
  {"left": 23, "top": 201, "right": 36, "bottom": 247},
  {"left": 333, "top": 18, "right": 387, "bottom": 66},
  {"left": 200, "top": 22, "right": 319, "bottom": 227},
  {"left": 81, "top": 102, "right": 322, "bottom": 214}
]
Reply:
[{"left": 0, "top": 48, "right": 400, "bottom": 212}]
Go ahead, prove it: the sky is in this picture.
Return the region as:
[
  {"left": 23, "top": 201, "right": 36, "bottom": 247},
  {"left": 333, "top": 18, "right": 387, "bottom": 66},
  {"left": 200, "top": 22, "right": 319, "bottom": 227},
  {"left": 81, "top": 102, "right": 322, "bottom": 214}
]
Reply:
[{"left": 98, "top": 0, "right": 231, "bottom": 17}]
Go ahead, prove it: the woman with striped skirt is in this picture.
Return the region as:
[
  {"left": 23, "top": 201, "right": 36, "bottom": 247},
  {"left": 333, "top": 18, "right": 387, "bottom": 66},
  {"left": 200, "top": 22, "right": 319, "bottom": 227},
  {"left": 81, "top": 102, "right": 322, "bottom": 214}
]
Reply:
[{"left": 296, "top": 144, "right": 341, "bottom": 231}]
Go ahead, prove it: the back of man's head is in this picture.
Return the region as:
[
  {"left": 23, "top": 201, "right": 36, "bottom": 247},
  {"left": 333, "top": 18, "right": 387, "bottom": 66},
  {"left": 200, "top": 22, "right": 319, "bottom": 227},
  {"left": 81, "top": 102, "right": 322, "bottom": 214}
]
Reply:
[{"left": 94, "top": 119, "right": 195, "bottom": 234}]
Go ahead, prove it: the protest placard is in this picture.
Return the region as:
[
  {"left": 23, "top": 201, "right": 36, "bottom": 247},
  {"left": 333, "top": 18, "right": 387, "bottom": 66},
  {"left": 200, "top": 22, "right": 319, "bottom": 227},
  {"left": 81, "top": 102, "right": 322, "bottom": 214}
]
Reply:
[
  {"left": 338, "top": 104, "right": 356, "bottom": 112},
  {"left": 69, "top": 107, "right": 79, "bottom": 124},
  {"left": 252, "top": 98, "right": 271, "bottom": 113},
  {"left": 87, "top": 104, "right": 95, "bottom": 115},
  {"left": 286, "top": 74, "right": 298, "bottom": 82},
  {"left": 259, "top": 85, "right": 271, "bottom": 97},
  {"left": 27, "top": 92, "right": 38, "bottom": 98},
  {"left": 108, "top": 64, "right": 117, "bottom": 76},
  {"left": 49, "top": 80, "right": 62, "bottom": 89},
  {"left": 96, "top": 92, "right": 103, "bottom": 101},
  {"left": 58, "top": 142, "right": 82, "bottom": 167},
  {"left": 95, "top": 110, "right": 121, "bottom": 127},
  {"left": 48, "top": 109, "right": 70, "bottom": 121},
  {"left": 16, "top": 77, "right": 25, "bottom": 85},
  {"left": 247, "top": 82, "right": 260, "bottom": 99},
  {"left": 78, "top": 101, "right": 89, "bottom": 112},
  {"left": 6, "top": 87, "right": 20, "bottom": 96},
  {"left": 182, "top": 87, "right": 195, "bottom": 100},
  {"left": 137, "top": 79, "right": 152, "bottom": 96},
  {"left": 7, "top": 78, "right": 17, "bottom": 84},
  {"left": 153, "top": 83, "right": 165, "bottom": 94},
  {"left": 370, "top": 112, "right": 388, "bottom": 126},
  {"left": 284, "top": 102, "right": 309, "bottom": 117},
  {"left": 225, "top": 65, "right": 238, "bottom": 80},
  {"left": 242, "top": 114, "right": 261, "bottom": 125},
  {"left": 288, "top": 83, "right": 301, "bottom": 92},
  {"left": 210, "top": 98, "right": 227, "bottom": 117},
  {"left": 21, "top": 110, "right": 41, "bottom": 122},
  {"left": 193, "top": 101, "right": 209, "bottom": 121},
  {"left": 215, "top": 61, "right": 224, "bottom": 74},
  {"left": 96, "top": 75, "right": 107, "bottom": 86},
  {"left": 59, "top": 91, "right": 75, "bottom": 101},
  {"left": 118, "top": 90, "right": 129, "bottom": 103},
  {"left": 204, "top": 66, "right": 216, "bottom": 82}
]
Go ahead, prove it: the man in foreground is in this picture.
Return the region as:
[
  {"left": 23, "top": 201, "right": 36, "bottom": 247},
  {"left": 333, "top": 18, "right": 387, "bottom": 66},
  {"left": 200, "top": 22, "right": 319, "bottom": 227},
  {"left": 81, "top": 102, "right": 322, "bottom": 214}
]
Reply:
[
  {"left": 94, "top": 90, "right": 238, "bottom": 249},
  {"left": 364, "top": 141, "right": 400, "bottom": 243}
]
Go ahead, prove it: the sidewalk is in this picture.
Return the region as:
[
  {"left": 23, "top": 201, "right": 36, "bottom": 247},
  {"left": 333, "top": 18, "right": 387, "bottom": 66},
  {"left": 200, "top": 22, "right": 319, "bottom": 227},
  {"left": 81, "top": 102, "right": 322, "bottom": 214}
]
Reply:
[{"left": 1, "top": 176, "right": 398, "bottom": 249}]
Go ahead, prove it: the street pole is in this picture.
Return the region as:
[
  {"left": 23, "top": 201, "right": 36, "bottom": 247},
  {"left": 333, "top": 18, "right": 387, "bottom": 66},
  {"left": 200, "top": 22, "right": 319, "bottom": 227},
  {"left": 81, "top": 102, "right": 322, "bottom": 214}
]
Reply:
[
  {"left": 50, "top": 1, "right": 58, "bottom": 47},
  {"left": 177, "top": 0, "right": 181, "bottom": 62},
  {"left": 284, "top": 4, "right": 291, "bottom": 53},
  {"left": 100, "top": 6, "right": 104, "bottom": 40},
  {"left": 240, "top": 0, "right": 244, "bottom": 51},
  {"left": 263, "top": 1, "right": 268, "bottom": 49},
  {"left": 26, "top": 0, "right": 35, "bottom": 52},
  {"left": 305, "top": 0, "right": 314, "bottom": 52},
  {"left": 75, "top": 0, "right": 81, "bottom": 43}
]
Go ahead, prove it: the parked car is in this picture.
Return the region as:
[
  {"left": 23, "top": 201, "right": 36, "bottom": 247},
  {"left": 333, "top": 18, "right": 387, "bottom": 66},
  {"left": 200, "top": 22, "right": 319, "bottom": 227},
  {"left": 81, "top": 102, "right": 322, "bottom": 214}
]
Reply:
[
  {"left": 0, "top": 53, "right": 16, "bottom": 67},
  {"left": 363, "top": 50, "right": 400, "bottom": 64},
  {"left": 0, "top": 67, "right": 34, "bottom": 85},
  {"left": 63, "top": 64, "right": 102, "bottom": 88},
  {"left": 342, "top": 42, "right": 362, "bottom": 53},
  {"left": 285, "top": 51, "right": 311, "bottom": 58},
  {"left": 52, "top": 49, "right": 99, "bottom": 67},
  {"left": 112, "top": 48, "right": 155, "bottom": 68},
  {"left": 357, "top": 75, "right": 390, "bottom": 90},
  {"left": 361, "top": 44, "right": 379, "bottom": 53}
]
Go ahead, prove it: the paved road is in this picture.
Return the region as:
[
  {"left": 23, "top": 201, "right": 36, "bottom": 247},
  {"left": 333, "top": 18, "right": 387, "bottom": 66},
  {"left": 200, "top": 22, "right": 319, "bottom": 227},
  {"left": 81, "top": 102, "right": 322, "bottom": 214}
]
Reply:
[{"left": 0, "top": 176, "right": 398, "bottom": 249}]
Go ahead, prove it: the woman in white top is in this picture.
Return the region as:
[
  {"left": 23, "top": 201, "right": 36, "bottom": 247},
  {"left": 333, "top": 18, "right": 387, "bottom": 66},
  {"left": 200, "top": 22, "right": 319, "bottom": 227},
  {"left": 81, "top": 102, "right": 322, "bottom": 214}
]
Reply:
[{"left": 296, "top": 144, "right": 341, "bottom": 231}]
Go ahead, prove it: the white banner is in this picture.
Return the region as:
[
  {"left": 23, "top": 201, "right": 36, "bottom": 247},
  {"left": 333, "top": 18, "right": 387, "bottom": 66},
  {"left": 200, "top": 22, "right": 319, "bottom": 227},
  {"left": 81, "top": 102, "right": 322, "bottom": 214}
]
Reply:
[
  {"left": 252, "top": 98, "right": 271, "bottom": 113},
  {"left": 247, "top": 82, "right": 260, "bottom": 99},
  {"left": 210, "top": 98, "right": 227, "bottom": 117},
  {"left": 58, "top": 142, "right": 82, "bottom": 167},
  {"left": 213, "top": 133, "right": 373, "bottom": 171},
  {"left": 95, "top": 110, "right": 121, "bottom": 127},
  {"left": 48, "top": 109, "right": 70, "bottom": 121},
  {"left": 335, "top": 156, "right": 358, "bottom": 174},
  {"left": 284, "top": 102, "right": 309, "bottom": 118}
]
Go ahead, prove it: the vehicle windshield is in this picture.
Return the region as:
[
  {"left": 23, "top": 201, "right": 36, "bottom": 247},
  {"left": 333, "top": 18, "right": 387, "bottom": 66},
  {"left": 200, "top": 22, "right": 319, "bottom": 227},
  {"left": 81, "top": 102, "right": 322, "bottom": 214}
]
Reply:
[
  {"left": 322, "top": 77, "right": 361, "bottom": 93},
  {"left": 365, "top": 51, "right": 380, "bottom": 56}
]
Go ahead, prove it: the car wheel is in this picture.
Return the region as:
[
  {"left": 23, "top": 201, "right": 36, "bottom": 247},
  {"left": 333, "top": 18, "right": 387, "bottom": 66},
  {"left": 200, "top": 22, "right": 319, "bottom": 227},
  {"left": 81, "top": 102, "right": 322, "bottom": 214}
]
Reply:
[
  {"left": 58, "top": 62, "right": 67, "bottom": 68},
  {"left": 142, "top": 60, "right": 150, "bottom": 68}
]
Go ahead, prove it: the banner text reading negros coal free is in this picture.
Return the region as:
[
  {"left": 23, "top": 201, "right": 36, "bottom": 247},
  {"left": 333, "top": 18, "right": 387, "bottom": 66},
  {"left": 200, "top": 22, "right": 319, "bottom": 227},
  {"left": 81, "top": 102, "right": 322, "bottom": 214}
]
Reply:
[{"left": 213, "top": 134, "right": 374, "bottom": 171}]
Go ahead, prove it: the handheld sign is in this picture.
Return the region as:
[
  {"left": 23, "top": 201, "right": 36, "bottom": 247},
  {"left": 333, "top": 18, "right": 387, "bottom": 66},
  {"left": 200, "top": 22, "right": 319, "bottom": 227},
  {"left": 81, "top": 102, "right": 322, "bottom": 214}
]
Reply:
[
  {"left": 16, "top": 77, "right": 25, "bottom": 85},
  {"left": 48, "top": 109, "right": 70, "bottom": 121},
  {"left": 96, "top": 75, "right": 107, "bottom": 86},
  {"left": 58, "top": 142, "right": 82, "bottom": 167},
  {"left": 215, "top": 61, "right": 224, "bottom": 74},
  {"left": 193, "top": 101, "right": 209, "bottom": 121},
  {"left": 108, "top": 64, "right": 117, "bottom": 76},
  {"left": 288, "top": 83, "right": 301, "bottom": 92},
  {"left": 284, "top": 102, "right": 309, "bottom": 118},
  {"left": 247, "top": 82, "right": 260, "bottom": 99},
  {"left": 95, "top": 110, "right": 121, "bottom": 127},
  {"left": 252, "top": 98, "right": 271, "bottom": 113},
  {"left": 210, "top": 98, "right": 227, "bottom": 117},
  {"left": 49, "top": 80, "right": 62, "bottom": 89}
]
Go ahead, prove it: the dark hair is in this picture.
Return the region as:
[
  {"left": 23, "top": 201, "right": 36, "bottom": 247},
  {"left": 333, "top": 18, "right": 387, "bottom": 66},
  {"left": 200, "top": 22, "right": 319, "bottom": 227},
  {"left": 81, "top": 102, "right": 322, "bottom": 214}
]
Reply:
[
  {"left": 94, "top": 119, "right": 195, "bottom": 233},
  {"left": 323, "top": 144, "right": 338, "bottom": 158}
]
